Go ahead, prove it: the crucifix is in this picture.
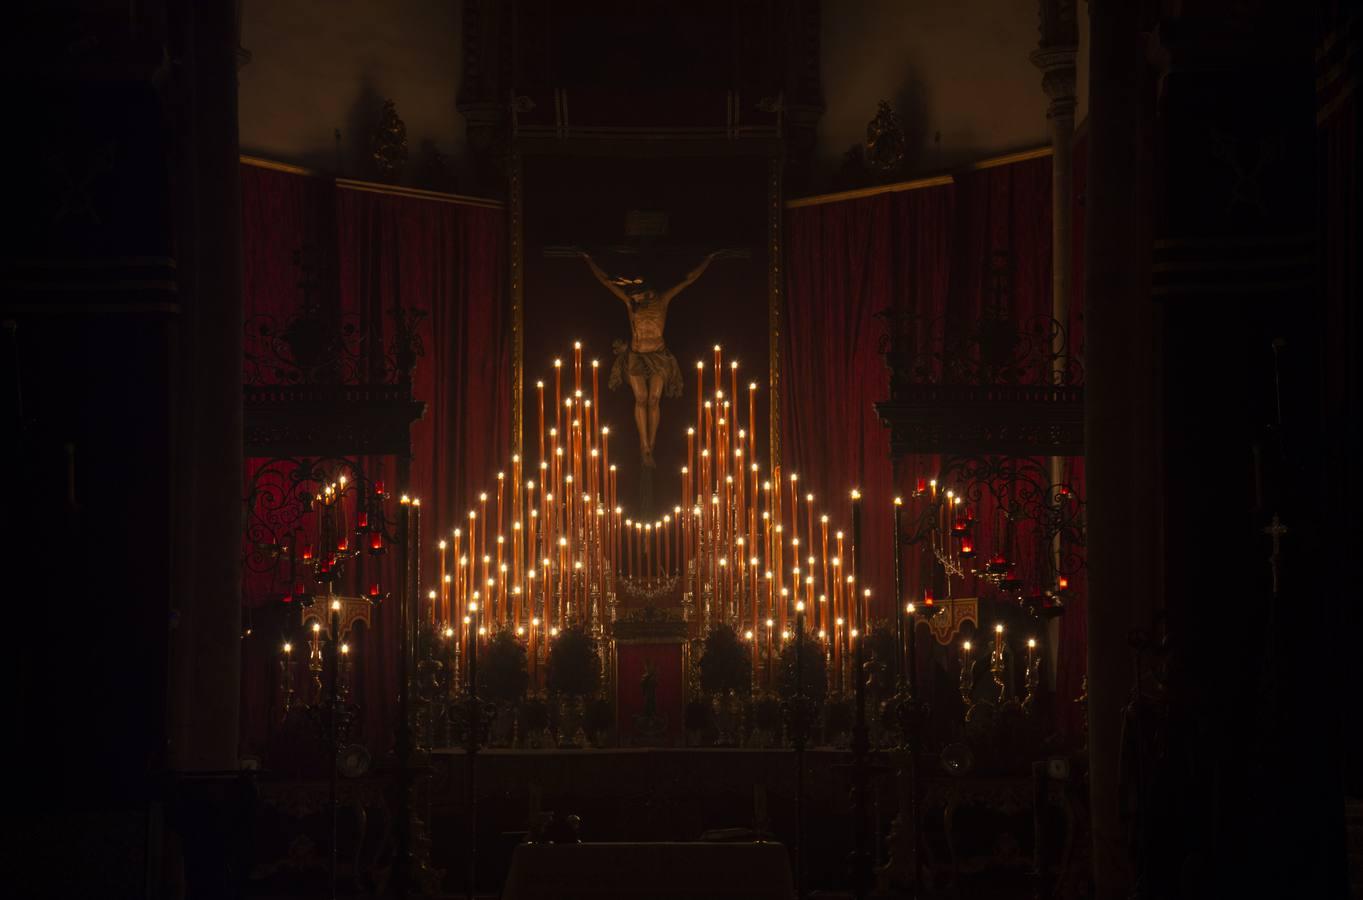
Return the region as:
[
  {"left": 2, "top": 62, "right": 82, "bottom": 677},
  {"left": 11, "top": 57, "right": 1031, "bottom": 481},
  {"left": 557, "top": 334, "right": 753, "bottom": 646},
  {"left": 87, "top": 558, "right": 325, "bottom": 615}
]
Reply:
[
  {"left": 548, "top": 211, "right": 744, "bottom": 471},
  {"left": 577, "top": 249, "right": 725, "bottom": 468},
  {"left": 1262, "top": 513, "right": 1287, "bottom": 595}
]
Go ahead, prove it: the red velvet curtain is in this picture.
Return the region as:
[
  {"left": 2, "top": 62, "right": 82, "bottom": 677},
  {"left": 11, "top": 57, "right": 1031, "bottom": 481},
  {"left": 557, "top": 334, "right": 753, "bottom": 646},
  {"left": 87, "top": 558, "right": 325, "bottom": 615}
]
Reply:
[
  {"left": 783, "top": 157, "right": 1057, "bottom": 616},
  {"left": 238, "top": 164, "right": 508, "bottom": 755},
  {"left": 783, "top": 153, "right": 1088, "bottom": 736},
  {"left": 335, "top": 186, "right": 509, "bottom": 745},
  {"left": 782, "top": 183, "right": 955, "bottom": 606},
  {"left": 334, "top": 187, "right": 510, "bottom": 536}
]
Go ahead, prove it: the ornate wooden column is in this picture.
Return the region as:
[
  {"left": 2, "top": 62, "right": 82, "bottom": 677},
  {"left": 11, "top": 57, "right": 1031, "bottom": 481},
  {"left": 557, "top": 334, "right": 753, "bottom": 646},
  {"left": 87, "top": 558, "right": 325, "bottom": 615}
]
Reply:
[
  {"left": 3, "top": 0, "right": 243, "bottom": 893},
  {"left": 167, "top": 0, "right": 246, "bottom": 775},
  {"left": 1032, "top": 0, "right": 1078, "bottom": 347},
  {"left": 1143, "top": 3, "right": 1334, "bottom": 896},
  {"left": 1082, "top": 1, "right": 1153, "bottom": 897},
  {"left": 1034, "top": 0, "right": 1079, "bottom": 685}
]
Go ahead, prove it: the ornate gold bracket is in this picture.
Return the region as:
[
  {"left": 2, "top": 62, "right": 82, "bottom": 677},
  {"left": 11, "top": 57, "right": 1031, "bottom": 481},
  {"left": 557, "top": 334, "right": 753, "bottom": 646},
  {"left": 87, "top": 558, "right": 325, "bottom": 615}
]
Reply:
[{"left": 921, "top": 598, "right": 978, "bottom": 646}]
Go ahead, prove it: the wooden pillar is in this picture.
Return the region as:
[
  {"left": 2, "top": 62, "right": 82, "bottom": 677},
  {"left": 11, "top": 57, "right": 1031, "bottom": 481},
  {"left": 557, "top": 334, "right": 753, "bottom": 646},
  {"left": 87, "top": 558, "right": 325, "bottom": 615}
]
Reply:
[
  {"left": 1145, "top": 4, "right": 1330, "bottom": 896},
  {"left": 1082, "top": 2, "right": 1153, "bottom": 896},
  {"left": 167, "top": 0, "right": 245, "bottom": 774},
  {"left": 1034, "top": 0, "right": 1079, "bottom": 686},
  {"left": 1033, "top": 0, "right": 1078, "bottom": 349}
]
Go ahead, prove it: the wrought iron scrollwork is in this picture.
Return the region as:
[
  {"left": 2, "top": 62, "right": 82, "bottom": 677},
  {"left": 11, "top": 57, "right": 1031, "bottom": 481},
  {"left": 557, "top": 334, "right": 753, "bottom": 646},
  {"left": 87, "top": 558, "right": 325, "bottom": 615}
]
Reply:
[
  {"left": 244, "top": 311, "right": 367, "bottom": 386},
  {"left": 876, "top": 254, "right": 1085, "bottom": 457},
  {"left": 243, "top": 456, "right": 395, "bottom": 583},
  {"left": 900, "top": 455, "right": 1085, "bottom": 610},
  {"left": 877, "top": 310, "right": 1084, "bottom": 393},
  {"left": 243, "top": 244, "right": 428, "bottom": 387}
]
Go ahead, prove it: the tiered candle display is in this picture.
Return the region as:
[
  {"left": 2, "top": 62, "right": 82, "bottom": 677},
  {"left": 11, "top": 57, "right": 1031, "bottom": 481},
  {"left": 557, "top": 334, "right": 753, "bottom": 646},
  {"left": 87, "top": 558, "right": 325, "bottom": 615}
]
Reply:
[{"left": 426, "top": 343, "right": 874, "bottom": 694}]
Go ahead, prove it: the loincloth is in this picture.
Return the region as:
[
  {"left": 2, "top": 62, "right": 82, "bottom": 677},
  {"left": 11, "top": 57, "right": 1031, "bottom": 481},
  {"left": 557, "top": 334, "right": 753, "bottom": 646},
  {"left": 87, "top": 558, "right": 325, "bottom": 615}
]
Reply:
[{"left": 609, "top": 340, "right": 684, "bottom": 398}]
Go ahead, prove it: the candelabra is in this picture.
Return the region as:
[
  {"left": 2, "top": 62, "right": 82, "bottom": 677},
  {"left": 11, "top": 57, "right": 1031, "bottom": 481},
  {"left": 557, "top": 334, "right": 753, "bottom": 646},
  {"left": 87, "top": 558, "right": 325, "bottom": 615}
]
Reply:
[
  {"left": 878, "top": 497, "right": 943, "bottom": 897},
  {"left": 781, "top": 602, "right": 815, "bottom": 899},
  {"left": 990, "top": 624, "right": 1011, "bottom": 706},
  {"left": 280, "top": 643, "right": 297, "bottom": 716},
  {"left": 959, "top": 641, "right": 977, "bottom": 716},
  {"left": 904, "top": 456, "right": 1083, "bottom": 621},
  {"left": 1021, "top": 638, "right": 1042, "bottom": 715}
]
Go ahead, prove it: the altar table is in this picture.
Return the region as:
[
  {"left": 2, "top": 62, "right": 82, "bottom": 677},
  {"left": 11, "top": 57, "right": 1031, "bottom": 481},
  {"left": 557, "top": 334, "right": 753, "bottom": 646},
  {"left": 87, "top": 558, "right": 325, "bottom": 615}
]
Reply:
[{"left": 501, "top": 841, "right": 793, "bottom": 900}]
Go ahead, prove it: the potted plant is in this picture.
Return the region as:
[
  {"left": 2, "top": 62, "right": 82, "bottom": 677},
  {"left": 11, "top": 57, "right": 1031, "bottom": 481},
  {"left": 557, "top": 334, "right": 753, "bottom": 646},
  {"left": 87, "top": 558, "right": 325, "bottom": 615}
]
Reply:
[
  {"left": 584, "top": 698, "right": 614, "bottom": 747},
  {"left": 546, "top": 626, "right": 601, "bottom": 747},
  {"left": 824, "top": 696, "right": 854, "bottom": 748},
  {"left": 520, "top": 695, "right": 551, "bottom": 749},
  {"left": 750, "top": 694, "right": 782, "bottom": 748},
  {"left": 777, "top": 636, "right": 828, "bottom": 748},
  {"left": 684, "top": 697, "right": 712, "bottom": 746},
  {"left": 698, "top": 625, "right": 751, "bottom": 746},
  {"left": 777, "top": 636, "right": 829, "bottom": 704},
  {"left": 480, "top": 628, "right": 529, "bottom": 746}
]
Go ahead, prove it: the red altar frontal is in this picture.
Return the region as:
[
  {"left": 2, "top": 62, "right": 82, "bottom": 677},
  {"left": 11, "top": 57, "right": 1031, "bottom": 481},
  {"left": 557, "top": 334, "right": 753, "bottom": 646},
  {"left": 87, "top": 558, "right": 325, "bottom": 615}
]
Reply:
[{"left": 610, "top": 578, "right": 691, "bottom": 747}]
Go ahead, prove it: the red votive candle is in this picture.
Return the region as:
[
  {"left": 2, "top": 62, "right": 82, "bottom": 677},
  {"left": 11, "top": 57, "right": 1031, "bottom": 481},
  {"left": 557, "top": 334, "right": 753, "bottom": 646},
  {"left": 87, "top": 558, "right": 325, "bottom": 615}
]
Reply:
[
  {"left": 374, "top": 480, "right": 385, "bottom": 496},
  {"left": 370, "top": 533, "right": 383, "bottom": 551},
  {"left": 357, "top": 512, "right": 368, "bottom": 529}
]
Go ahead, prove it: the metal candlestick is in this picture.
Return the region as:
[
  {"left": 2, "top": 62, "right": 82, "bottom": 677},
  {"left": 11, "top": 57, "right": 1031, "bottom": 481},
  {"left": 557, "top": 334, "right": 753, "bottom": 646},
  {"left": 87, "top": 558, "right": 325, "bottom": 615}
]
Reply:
[
  {"left": 959, "top": 645, "right": 977, "bottom": 714},
  {"left": 991, "top": 646, "right": 1010, "bottom": 705},
  {"left": 1021, "top": 642, "right": 1042, "bottom": 715}
]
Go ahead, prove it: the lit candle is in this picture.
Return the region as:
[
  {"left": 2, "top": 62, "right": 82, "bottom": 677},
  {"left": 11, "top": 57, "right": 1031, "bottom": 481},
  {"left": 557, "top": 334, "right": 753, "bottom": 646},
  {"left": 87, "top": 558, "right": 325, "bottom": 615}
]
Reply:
[
  {"left": 537, "top": 380, "right": 546, "bottom": 466},
  {"left": 892, "top": 497, "right": 904, "bottom": 685},
  {"left": 479, "top": 492, "right": 488, "bottom": 560},
  {"left": 591, "top": 359, "right": 600, "bottom": 437},
  {"left": 438, "top": 539, "right": 448, "bottom": 625},
  {"left": 554, "top": 358, "right": 563, "bottom": 440},
  {"left": 748, "top": 381, "right": 757, "bottom": 458},
  {"left": 850, "top": 488, "right": 862, "bottom": 631}
]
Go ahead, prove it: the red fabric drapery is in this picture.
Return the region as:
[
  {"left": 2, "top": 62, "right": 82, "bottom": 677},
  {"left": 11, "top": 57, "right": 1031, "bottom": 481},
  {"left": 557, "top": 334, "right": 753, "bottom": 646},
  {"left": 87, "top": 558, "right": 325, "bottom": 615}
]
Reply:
[
  {"left": 335, "top": 187, "right": 510, "bottom": 531},
  {"left": 781, "top": 182, "right": 955, "bottom": 608},
  {"left": 238, "top": 164, "right": 508, "bottom": 755},
  {"left": 782, "top": 153, "right": 1088, "bottom": 736},
  {"left": 783, "top": 156, "right": 1059, "bottom": 615}
]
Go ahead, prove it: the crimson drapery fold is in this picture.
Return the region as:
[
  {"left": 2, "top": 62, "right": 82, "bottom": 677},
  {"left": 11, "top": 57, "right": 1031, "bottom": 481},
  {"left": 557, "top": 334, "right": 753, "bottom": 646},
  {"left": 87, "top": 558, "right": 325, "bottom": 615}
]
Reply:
[
  {"left": 238, "top": 163, "right": 507, "bottom": 755},
  {"left": 782, "top": 154, "right": 1087, "bottom": 738}
]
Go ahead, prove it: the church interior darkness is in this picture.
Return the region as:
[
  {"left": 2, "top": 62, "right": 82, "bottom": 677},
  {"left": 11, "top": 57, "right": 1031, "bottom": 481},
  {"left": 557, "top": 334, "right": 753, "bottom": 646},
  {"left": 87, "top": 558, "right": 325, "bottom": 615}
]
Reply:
[{"left": 4, "top": 1, "right": 1360, "bottom": 898}]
